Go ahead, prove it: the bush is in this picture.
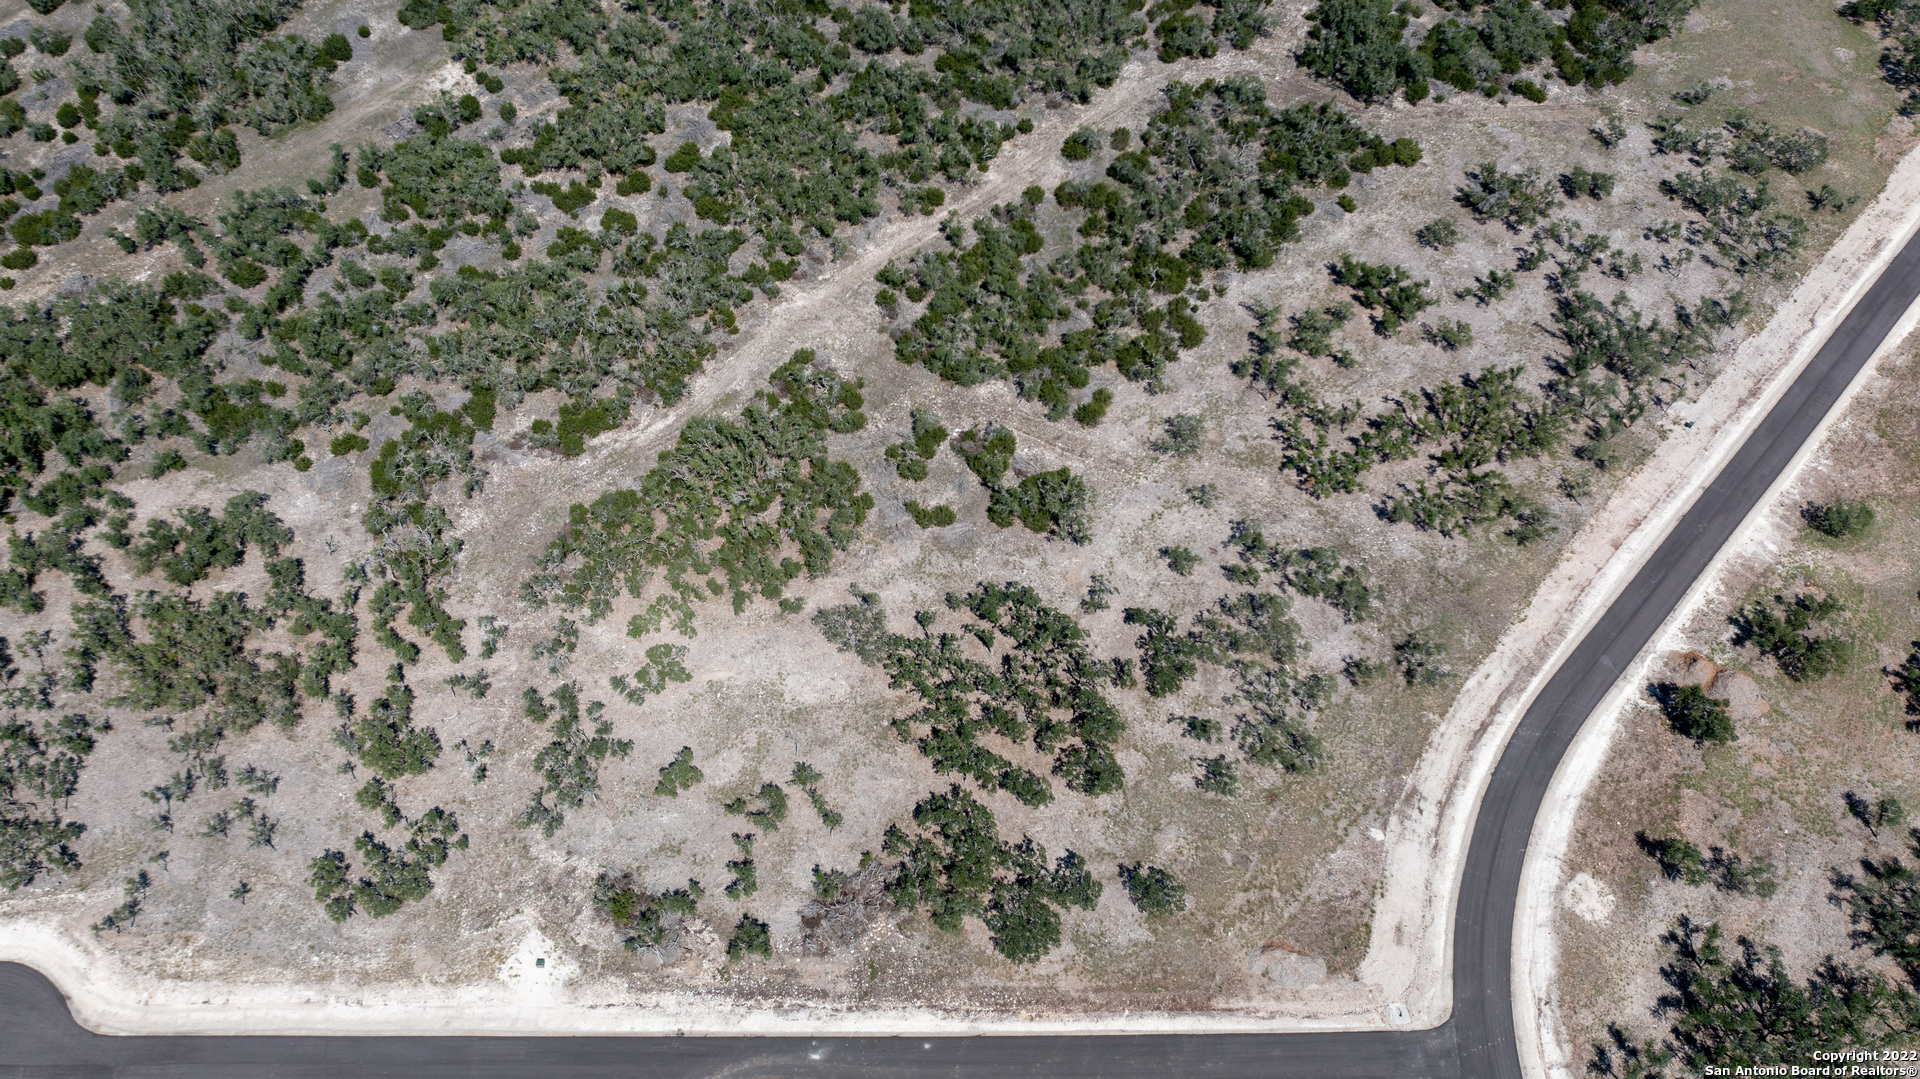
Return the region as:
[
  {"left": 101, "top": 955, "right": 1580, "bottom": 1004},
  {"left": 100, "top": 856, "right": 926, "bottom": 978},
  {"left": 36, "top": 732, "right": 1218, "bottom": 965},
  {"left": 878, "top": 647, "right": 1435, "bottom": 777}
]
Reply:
[
  {"left": 1161, "top": 545, "right": 1199, "bottom": 575},
  {"left": 987, "top": 469, "right": 1093, "bottom": 544},
  {"left": 1414, "top": 217, "right": 1460, "bottom": 249},
  {"left": 723, "top": 782, "right": 790, "bottom": 832},
  {"left": 225, "top": 260, "right": 268, "bottom": 289},
  {"left": 1732, "top": 592, "right": 1850, "bottom": 681},
  {"left": 1194, "top": 754, "right": 1237, "bottom": 794},
  {"left": 524, "top": 353, "right": 872, "bottom": 621},
  {"left": 884, "top": 785, "right": 1100, "bottom": 963},
  {"left": 1394, "top": 631, "right": 1449, "bottom": 685},
  {"left": 594, "top": 871, "right": 700, "bottom": 951},
  {"left": 1296, "top": 0, "right": 1416, "bottom": 105},
  {"left": 1456, "top": 162, "right": 1558, "bottom": 230},
  {"left": 127, "top": 491, "right": 291, "bottom": 587},
  {"left": 517, "top": 682, "right": 633, "bottom": 836},
  {"left": 663, "top": 142, "right": 702, "bottom": 172},
  {"left": 1330, "top": 256, "right": 1433, "bottom": 335},
  {"left": 319, "top": 32, "right": 353, "bottom": 64},
  {"left": 1655, "top": 682, "right": 1734, "bottom": 744},
  {"left": 726, "top": 915, "right": 772, "bottom": 960},
  {"left": 1118, "top": 862, "right": 1187, "bottom": 915},
  {"left": 654, "top": 747, "right": 703, "bottom": 797},
  {"left": 1559, "top": 166, "right": 1616, "bottom": 200},
  {"left": 1424, "top": 317, "right": 1474, "bottom": 351},
  {"left": 1150, "top": 414, "right": 1203, "bottom": 457},
  {"left": 904, "top": 500, "right": 957, "bottom": 528},
  {"left": 817, "top": 582, "right": 1126, "bottom": 804},
  {"left": 1061, "top": 128, "right": 1102, "bottom": 161},
  {"left": 330, "top": 432, "right": 370, "bottom": 456},
  {"left": 1803, "top": 499, "right": 1873, "bottom": 538},
  {"left": 1071, "top": 387, "right": 1113, "bottom": 426}
]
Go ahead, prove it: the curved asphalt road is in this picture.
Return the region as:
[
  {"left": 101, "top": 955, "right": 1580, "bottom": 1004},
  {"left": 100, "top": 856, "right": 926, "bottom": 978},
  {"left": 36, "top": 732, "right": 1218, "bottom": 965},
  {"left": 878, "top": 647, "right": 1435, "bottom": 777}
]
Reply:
[{"left": 6, "top": 231, "right": 1920, "bottom": 1077}]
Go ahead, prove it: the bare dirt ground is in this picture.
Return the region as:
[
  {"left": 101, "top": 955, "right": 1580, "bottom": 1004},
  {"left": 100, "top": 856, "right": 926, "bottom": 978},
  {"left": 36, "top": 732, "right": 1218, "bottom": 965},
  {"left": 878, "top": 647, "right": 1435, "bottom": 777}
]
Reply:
[{"left": 0, "top": 0, "right": 1911, "bottom": 1037}]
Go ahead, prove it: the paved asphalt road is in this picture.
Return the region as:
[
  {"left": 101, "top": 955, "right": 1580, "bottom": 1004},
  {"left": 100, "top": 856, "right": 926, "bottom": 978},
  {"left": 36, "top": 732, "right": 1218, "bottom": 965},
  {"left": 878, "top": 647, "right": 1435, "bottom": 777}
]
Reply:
[{"left": 6, "top": 232, "right": 1920, "bottom": 1078}]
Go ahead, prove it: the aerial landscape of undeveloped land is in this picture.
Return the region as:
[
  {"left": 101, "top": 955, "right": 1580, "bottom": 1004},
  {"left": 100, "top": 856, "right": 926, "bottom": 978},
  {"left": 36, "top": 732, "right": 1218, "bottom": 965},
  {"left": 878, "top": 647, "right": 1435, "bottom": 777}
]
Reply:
[{"left": 0, "top": 0, "right": 1914, "bottom": 1040}]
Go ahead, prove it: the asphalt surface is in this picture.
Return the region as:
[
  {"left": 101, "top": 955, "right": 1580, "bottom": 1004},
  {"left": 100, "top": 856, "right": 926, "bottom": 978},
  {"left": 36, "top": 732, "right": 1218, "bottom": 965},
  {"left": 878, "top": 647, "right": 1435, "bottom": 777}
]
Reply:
[{"left": 5, "top": 232, "right": 1920, "bottom": 1078}]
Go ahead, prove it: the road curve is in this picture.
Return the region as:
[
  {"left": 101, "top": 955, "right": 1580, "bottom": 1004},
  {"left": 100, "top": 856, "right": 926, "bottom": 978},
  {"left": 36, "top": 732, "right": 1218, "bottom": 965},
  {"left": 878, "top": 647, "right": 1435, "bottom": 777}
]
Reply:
[
  {"left": 6, "top": 231, "right": 1920, "bottom": 1079},
  {"left": 1449, "top": 219, "right": 1920, "bottom": 1076}
]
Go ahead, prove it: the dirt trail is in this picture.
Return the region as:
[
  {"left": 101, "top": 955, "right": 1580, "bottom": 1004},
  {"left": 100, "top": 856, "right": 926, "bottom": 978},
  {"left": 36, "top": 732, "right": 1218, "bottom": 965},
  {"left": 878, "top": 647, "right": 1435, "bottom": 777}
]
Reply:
[{"left": 592, "top": 39, "right": 1305, "bottom": 461}]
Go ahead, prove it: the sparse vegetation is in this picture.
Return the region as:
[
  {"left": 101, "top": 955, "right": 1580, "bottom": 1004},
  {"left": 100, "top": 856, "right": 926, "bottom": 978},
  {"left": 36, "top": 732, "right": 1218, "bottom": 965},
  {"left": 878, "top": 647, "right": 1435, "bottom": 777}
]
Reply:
[
  {"left": 594, "top": 870, "right": 701, "bottom": 951},
  {"left": 518, "top": 683, "right": 634, "bottom": 836},
  {"left": 817, "top": 582, "right": 1127, "bottom": 804},
  {"left": 1731, "top": 591, "right": 1851, "bottom": 682}
]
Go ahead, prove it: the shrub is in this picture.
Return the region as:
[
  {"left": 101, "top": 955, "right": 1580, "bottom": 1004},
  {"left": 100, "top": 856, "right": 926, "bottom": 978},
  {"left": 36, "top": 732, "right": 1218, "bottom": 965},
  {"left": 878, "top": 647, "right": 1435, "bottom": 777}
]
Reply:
[
  {"left": 1424, "top": 317, "right": 1474, "bottom": 351},
  {"left": 1081, "top": 575, "right": 1115, "bottom": 613},
  {"left": 1330, "top": 256, "right": 1433, "bottom": 335},
  {"left": 330, "top": 432, "right": 370, "bottom": 456},
  {"left": 319, "top": 32, "right": 353, "bottom": 64},
  {"left": 904, "top": 500, "right": 958, "bottom": 528},
  {"left": 1511, "top": 78, "right": 1547, "bottom": 103},
  {"left": 1162, "top": 545, "right": 1199, "bottom": 575},
  {"left": 1456, "top": 162, "right": 1559, "bottom": 230},
  {"left": 594, "top": 871, "right": 700, "bottom": 950},
  {"left": 1559, "top": 166, "right": 1616, "bottom": 199},
  {"left": 1803, "top": 499, "right": 1873, "bottom": 538},
  {"left": 1732, "top": 592, "right": 1850, "bottom": 681},
  {"left": 127, "top": 491, "right": 291, "bottom": 586},
  {"left": 662, "top": 142, "right": 702, "bottom": 172},
  {"left": 1394, "top": 631, "right": 1449, "bottom": 685},
  {"left": 1845, "top": 791, "right": 1907, "bottom": 837},
  {"left": 723, "top": 782, "right": 790, "bottom": 831},
  {"left": 1296, "top": 0, "right": 1417, "bottom": 105},
  {"left": 952, "top": 423, "right": 1017, "bottom": 486},
  {"left": 1414, "top": 217, "right": 1460, "bottom": 249},
  {"left": 817, "top": 582, "right": 1126, "bottom": 804},
  {"left": 1655, "top": 682, "right": 1734, "bottom": 743},
  {"left": 1285, "top": 302, "right": 1354, "bottom": 356},
  {"left": 1061, "top": 128, "right": 1102, "bottom": 161},
  {"left": 1071, "top": 387, "right": 1113, "bottom": 426},
  {"left": 654, "top": 747, "right": 703, "bottom": 797},
  {"left": 225, "top": 260, "right": 268, "bottom": 288},
  {"left": 1150, "top": 414, "right": 1203, "bottom": 457},
  {"left": 726, "top": 914, "right": 772, "bottom": 959},
  {"left": 884, "top": 785, "right": 1100, "bottom": 963},
  {"left": 600, "top": 207, "right": 638, "bottom": 235},
  {"left": 517, "top": 683, "right": 633, "bottom": 836},
  {"left": 1194, "top": 754, "right": 1237, "bottom": 794},
  {"left": 987, "top": 469, "right": 1093, "bottom": 544},
  {"left": 1118, "top": 862, "right": 1187, "bottom": 915}
]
